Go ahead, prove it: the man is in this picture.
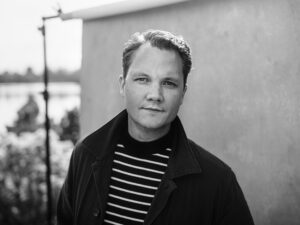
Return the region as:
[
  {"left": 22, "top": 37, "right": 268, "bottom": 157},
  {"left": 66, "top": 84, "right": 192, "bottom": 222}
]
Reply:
[{"left": 57, "top": 29, "right": 254, "bottom": 225}]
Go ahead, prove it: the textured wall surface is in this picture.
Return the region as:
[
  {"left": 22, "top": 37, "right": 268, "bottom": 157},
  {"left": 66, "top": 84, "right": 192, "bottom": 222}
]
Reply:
[{"left": 80, "top": 0, "right": 300, "bottom": 224}]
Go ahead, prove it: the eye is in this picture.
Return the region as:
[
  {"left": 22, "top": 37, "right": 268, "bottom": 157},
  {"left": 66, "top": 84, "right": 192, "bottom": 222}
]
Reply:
[
  {"left": 162, "top": 80, "right": 178, "bottom": 88},
  {"left": 134, "top": 77, "right": 147, "bottom": 82},
  {"left": 134, "top": 77, "right": 149, "bottom": 83}
]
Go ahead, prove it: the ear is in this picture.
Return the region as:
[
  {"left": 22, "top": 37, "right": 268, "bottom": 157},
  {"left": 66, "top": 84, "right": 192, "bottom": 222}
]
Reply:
[
  {"left": 119, "top": 74, "right": 125, "bottom": 96},
  {"left": 180, "top": 84, "right": 187, "bottom": 105}
]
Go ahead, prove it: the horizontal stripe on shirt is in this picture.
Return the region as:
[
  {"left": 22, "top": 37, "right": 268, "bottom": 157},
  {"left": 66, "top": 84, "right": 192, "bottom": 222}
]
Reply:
[{"left": 103, "top": 143, "right": 172, "bottom": 225}]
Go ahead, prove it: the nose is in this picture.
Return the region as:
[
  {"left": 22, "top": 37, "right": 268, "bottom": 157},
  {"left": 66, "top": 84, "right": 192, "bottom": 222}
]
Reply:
[{"left": 146, "top": 83, "right": 163, "bottom": 102}]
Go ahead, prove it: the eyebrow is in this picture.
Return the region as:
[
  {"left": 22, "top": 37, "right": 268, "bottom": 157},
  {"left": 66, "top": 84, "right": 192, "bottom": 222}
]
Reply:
[
  {"left": 163, "top": 76, "right": 180, "bottom": 81},
  {"left": 131, "top": 72, "right": 149, "bottom": 77},
  {"left": 130, "top": 71, "right": 182, "bottom": 83}
]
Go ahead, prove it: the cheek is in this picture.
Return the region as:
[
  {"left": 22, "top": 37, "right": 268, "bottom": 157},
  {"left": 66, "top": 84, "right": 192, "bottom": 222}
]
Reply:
[
  {"left": 124, "top": 87, "right": 140, "bottom": 106},
  {"left": 167, "top": 93, "right": 184, "bottom": 108}
]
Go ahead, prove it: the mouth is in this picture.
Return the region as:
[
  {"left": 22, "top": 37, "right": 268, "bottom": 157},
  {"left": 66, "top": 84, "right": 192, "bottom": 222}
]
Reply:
[{"left": 141, "top": 107, "right": 164, "bottom": 112}]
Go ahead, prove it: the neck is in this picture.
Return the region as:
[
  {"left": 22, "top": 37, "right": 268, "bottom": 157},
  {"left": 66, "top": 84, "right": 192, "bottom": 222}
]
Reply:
[{"left": 128, "top": 121, "right": 170, "bottom": 142}]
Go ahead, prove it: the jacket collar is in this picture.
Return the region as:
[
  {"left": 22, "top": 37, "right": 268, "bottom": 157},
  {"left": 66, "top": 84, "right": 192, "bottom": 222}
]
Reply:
[
  {"left": 82, "top": 110, "right": 202, "bottom": 179},
  {"left": 167, "top": 116, "right": 202, "bottom": 179}
]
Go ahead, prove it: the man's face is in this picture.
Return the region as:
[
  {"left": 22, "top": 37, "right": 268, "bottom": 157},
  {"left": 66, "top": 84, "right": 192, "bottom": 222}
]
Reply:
[{"left": 120, "top": 43, "right": 186, "bottom": 140}]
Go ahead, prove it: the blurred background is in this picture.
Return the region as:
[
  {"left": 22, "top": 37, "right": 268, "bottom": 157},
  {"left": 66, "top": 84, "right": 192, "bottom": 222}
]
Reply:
[
  {"left": 1, "top": 0, "right": 300, "bottom": 225},
  {"left": 0, "top": 0, "right": 115, "bottom": 224}
]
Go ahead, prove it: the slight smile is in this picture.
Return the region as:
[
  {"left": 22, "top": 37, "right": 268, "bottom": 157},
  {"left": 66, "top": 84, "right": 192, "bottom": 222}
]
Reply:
[{"left": 141, "top": 107, "right": 164, "bottom": 112}]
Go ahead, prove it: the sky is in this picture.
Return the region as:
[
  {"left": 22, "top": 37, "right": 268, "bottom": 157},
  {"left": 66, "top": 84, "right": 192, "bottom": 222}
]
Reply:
[{"left": 0, "top": 0, "right": 121, "bottom": 74}]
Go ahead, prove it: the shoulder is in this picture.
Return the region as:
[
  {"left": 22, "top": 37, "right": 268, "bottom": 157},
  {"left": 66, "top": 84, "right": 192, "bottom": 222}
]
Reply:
[
  {"left": 183, "top": 140, "right": 240, "bottom": 201},
  {"left": 70, "top": 128, "right": 110, "bottom": 163},
  {"left": 187, "top": 139, "right": 233, "bottom": 178},
  {"left": 73, "top": 110, "right": 127, "bottom": 159},
  {"left": 187, "top": 141, "right": 254, "bottom": 224}
]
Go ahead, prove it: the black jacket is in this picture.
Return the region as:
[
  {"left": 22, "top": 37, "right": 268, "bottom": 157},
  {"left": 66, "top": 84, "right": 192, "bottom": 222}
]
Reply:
[{"left": 57, "top": 110, "right": 254, "bottom": 225}]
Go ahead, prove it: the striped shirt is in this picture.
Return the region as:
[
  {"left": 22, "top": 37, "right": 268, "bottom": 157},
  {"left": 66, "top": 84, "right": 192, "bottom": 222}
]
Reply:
[{"left": 103, "top": 131, "right": 172, "bottom": 225}]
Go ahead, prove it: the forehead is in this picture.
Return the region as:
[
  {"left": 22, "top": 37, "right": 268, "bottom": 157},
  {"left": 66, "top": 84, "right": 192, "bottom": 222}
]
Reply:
[{"left": 128, "top": 43, "right": 183, "bottom": 78}]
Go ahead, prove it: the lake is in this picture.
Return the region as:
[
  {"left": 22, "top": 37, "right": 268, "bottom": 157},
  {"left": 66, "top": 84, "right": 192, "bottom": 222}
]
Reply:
[{"left": 0, "top": 82, "right": 80, "bottom": 133}]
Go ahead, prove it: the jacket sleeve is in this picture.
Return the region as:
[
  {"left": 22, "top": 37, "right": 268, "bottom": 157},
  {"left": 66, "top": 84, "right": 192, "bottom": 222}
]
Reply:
[
  {"left": 56, "top": 149, "right": 76, "bottom": 225},
  {"left": 215, "top": 169, "right": 255, "bottom": 225}
]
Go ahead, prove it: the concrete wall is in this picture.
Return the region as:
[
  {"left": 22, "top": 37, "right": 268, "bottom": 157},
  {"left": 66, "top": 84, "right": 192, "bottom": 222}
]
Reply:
[{"left": 80, "top": 0, "right": 300, "bottom": 224}]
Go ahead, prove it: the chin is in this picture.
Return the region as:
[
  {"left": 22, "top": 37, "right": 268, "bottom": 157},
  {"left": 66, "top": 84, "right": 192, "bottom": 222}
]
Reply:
[{"left": 139, "top": 118, "right": 169, "bottom": 131}]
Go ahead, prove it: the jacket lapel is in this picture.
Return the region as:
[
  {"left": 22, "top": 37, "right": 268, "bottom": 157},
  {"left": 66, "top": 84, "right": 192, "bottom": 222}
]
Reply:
[
  {"left": 83, "top": 110, "right": 127, "bottom": 220},
  {"left": 144, "top": 179, "right": 177, "bottom": 225},
  {"left": 91, "top": 155, "right": 114, "bottom": 220},
  {"left": 144, "top": 117, "right": 202, "bottom": 224}
]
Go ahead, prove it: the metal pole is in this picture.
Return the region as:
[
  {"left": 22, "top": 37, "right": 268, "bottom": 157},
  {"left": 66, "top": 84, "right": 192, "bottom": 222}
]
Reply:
[
  {"left": 39, "top": 12, "right": 61, "bottom": 224},
  {"left": 40, "top": 17, "right": 53, "bottom": 225}
]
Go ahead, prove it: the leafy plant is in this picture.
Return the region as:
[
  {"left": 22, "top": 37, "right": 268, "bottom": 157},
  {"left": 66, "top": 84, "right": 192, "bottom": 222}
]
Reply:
[{"left": 0, "top": 130, "right": 73, "bottom": 225}]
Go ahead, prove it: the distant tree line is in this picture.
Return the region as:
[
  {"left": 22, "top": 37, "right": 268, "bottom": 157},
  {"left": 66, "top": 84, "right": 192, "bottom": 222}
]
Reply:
[{"left": 0, "top": 67, "right": 80, "bottom": 83}]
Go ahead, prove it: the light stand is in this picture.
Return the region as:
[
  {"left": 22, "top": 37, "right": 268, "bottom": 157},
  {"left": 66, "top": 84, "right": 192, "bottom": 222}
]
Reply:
[{"left": 38, "top": 13, "right": 61, "bottom": 225}]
